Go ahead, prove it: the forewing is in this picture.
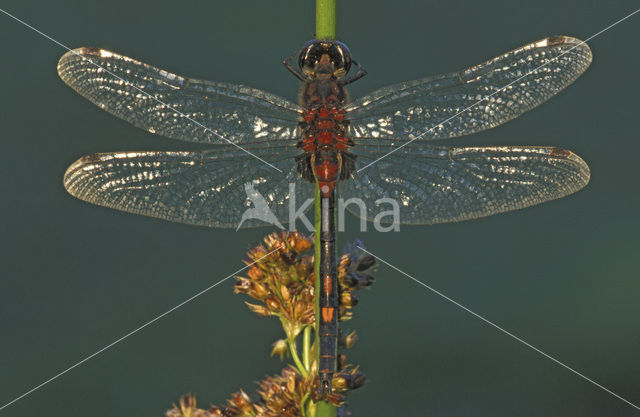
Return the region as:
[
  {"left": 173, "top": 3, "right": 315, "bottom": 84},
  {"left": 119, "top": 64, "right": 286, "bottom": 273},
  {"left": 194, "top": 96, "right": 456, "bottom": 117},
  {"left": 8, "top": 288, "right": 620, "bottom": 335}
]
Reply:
[
  {"left": 64, "top": 148, "right": 312, "bottom": 229},
  {"left": 346, "top": 36, "right": 592, "bottom": 143},
  {"left": 57, "top": 48, "right": 302, "bottom": 147},
  {"left": 341, "top": 145, "right": 589, "bottom": 225}
]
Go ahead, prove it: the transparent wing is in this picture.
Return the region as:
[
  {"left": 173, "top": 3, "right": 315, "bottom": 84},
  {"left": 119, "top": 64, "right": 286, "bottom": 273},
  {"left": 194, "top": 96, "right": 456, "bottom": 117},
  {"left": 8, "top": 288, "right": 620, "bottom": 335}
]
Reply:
[
  {"left": 63, "top": 147, "right": 312, "bottom": 229},
  {"left": 346, "top": 36, "right": 592, "bottom": 143},
  {"left": 57, "top": 48, "right": 302, "bottom": 147},
  {"left": 341, "top": 144, "right": 589, "bottom": 225}
]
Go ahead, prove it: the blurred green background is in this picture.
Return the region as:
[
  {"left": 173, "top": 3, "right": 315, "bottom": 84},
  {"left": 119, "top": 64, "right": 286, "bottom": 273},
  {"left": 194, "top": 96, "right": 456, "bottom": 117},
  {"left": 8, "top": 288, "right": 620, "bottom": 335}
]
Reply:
[{"left": 1, "top": 1, "right": 639, "bottom": 416}]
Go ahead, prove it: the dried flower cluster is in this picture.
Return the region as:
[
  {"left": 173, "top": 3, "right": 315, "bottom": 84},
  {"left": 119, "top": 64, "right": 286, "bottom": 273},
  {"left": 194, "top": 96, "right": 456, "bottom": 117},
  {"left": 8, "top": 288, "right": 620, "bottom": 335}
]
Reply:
[
  {"left": 235, "top": 232, "right": 315, "bottom": 341},
  {"left": 165, "top": 232, "right": 376, "bottom": 417}
]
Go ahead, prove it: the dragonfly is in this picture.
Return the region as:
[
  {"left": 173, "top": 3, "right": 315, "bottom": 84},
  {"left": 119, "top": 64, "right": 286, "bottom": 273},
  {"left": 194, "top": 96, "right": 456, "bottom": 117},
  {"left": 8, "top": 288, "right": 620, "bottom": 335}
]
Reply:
[{"left": 58, "top": 36, "right": 592, "bottom": 395}]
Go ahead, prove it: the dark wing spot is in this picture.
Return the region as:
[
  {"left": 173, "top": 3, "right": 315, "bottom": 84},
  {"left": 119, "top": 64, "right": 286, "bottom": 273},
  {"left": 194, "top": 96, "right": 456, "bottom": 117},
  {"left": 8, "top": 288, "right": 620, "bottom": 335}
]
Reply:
[
  {"left": 81, "top": 47, "right": 103, "bottom": 56},
  {"left": 81, "top": 154, "right": 103, "bottom": 163},
  {"left": 549, "top": 147, "right": 572, "bottom": 158},
  {"left": 547, "top": 36, "right": 568, "bottom": 46}
]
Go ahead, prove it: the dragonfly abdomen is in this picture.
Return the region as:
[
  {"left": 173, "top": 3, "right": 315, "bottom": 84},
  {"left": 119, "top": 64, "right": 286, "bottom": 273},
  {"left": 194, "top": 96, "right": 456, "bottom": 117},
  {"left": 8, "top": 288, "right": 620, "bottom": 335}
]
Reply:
[{"left": 318, "top": 193, "right": 338, "bottom": 395}]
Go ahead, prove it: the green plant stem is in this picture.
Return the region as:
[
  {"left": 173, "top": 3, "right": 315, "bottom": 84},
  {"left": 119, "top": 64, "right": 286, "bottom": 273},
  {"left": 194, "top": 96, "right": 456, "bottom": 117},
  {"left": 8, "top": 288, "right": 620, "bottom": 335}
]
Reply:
[
  {"left": 316, "top": 400, "right": 336, "bottom": 416},
  {"left": 316, "top": 0, "right": 336, "bottom": 40},
  {"left": 303, "top": 325, "right": 312, "bottom": 371},
  {"left": 310, "top": 185, "right": 322, "bottom": 417},
  {"left": 314, "top": 181, "right": 321, "bottom": 367},
  {"left": 288, "top": 337, "right": 308, "bottom": 377},
  {"left": 301, "top": 393, "right": 311, "bottom": 417}
]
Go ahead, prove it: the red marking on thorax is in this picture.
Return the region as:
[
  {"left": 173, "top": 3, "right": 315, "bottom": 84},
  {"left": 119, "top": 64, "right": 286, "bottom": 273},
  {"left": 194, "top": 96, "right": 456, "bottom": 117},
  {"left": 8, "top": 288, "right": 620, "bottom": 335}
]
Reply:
[
  {"left": 317, "top": 120, "right": 334, "bottom": 130},
  {"left": 302, "top": 105, "right": 348, "bottom": 197},
  {"left": 318, "top": 131, "right": 333, "bottom": 145}
]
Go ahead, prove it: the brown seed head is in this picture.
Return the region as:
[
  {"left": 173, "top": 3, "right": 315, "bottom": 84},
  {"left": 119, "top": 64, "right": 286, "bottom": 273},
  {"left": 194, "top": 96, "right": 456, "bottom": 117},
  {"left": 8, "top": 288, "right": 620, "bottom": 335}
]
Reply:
[
  {"left": 341, "top": 330, "right": 358, "bottom": 349},
  {"left": 235, "top": 232, "right": 316, "bottom": 331},
  {"left": 165, "top": 394, "right": 216, "bottom": 417},
  {"left": 271, "top": 338, "right": 289, "bottom": 360}
]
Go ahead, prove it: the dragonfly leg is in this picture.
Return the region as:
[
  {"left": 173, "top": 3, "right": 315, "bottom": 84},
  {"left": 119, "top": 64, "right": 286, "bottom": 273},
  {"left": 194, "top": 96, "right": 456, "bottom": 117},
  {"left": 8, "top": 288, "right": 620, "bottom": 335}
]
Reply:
[
  {"left": 341, "top": 59, "right": 368, "bottom": 85},
  {"left": 282, "top": 51, "right": 306, "bottom": 81}
]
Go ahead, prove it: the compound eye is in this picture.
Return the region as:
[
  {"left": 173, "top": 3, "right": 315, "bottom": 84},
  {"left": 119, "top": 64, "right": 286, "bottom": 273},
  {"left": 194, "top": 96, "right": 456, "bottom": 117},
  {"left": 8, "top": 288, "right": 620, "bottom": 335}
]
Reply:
[
  {"left": 298, "top": 41, "right": 322, "bottom": 76},
  {"left": 330, "top": 41, "right": 352, "bottom": 78},
  {"left": 297, "top": 40, "right": 352, "bottom": 78}
]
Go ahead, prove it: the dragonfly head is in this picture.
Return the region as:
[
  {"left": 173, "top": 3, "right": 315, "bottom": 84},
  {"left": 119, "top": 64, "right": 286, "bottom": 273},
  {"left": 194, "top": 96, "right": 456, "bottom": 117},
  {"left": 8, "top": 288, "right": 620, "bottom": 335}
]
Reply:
[{"left": 299, "top": 40, "right": 352, "bottom": 80}]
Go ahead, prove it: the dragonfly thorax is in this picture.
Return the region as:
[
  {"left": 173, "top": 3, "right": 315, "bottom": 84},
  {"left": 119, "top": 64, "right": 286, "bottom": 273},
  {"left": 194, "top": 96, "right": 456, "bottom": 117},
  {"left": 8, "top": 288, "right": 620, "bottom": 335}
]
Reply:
[
  {"left": 296, "top": 84, "right": 355, "bottom": 197},
  {"left": 299, "top": 78, "right": 347, "bottom": 107}
]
